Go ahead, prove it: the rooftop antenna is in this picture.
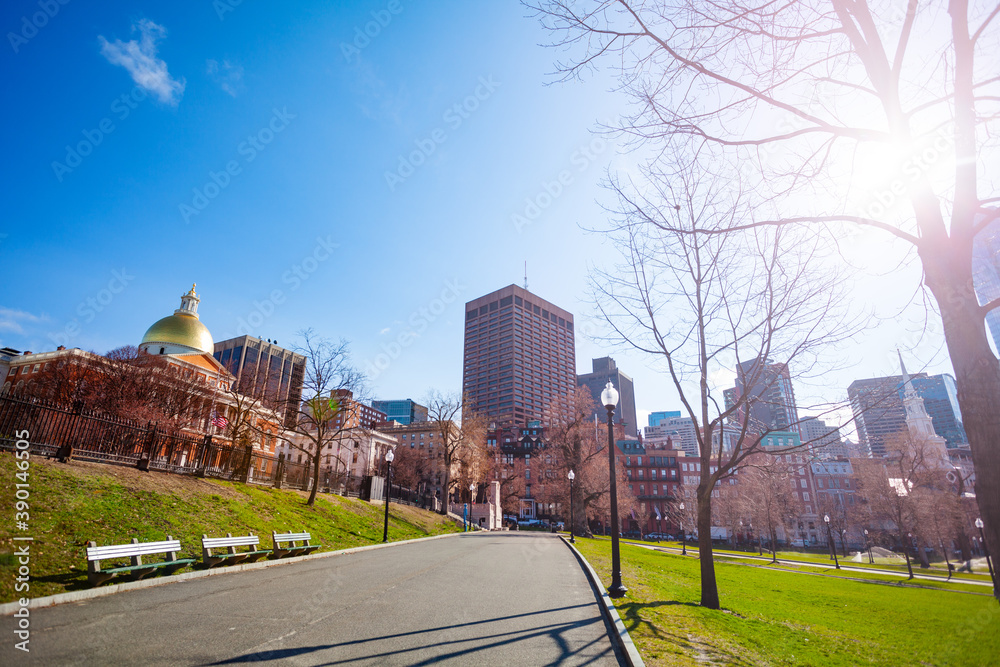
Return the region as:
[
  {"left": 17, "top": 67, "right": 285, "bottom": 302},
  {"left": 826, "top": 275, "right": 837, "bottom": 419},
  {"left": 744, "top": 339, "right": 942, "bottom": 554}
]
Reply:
[{"left": 524, "top": 261, "right": 528, "bottom": 291}]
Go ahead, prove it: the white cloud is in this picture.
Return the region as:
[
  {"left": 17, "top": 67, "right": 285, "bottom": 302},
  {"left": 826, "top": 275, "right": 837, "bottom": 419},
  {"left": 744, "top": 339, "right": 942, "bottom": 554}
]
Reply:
[
  {"left": 379, "top": 327, "right": 391, "bottom": 336},
  {"left": 99, "top": 19, "right": 185, "bottom": 105},
  {"left": 206, "top": 59, "right": 244, "bottom": 97},
  {"left": 0, "top": 308, "right": 45, "bottom": 334}
]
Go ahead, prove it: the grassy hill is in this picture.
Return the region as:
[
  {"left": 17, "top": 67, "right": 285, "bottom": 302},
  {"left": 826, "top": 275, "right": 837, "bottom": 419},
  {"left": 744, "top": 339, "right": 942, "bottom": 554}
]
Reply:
[{"left": 0, "top": 453, "right": 460, "bottom": 602}]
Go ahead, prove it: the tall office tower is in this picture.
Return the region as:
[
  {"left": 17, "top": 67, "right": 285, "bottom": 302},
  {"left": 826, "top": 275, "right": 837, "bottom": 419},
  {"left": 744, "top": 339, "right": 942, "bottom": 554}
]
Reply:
[
  {"left": 463, "top": 285, "right": 576, "bottom": 426},
  {"left": 724, "top": 358, "right": 800, "bottom": 434},
  {"left": 577, "top": 357, "right": 638, "bottom": 436},
  {"left": 648, "top": 410, "right": 681, "bottom": 428},
  {"left": 798, "top": 416, "right": 847, "bottom": 459},
  {"left": 644, "top": 415, "right": 700, "bottom": 458},
  {"left": 972, "top": 208, "right": 1000, "bottom": 350},
  {"left": 213, "top": 335, "right": 306, "bottom": 428},
  {"left": 848, "top": 369, "right": 930, "bottom": 458},
  {"left": 372, "top": 399, "right": 428, "bottom": 425},
  {"left": 909, "top": 374, "right": 968, "bottom": 448}
]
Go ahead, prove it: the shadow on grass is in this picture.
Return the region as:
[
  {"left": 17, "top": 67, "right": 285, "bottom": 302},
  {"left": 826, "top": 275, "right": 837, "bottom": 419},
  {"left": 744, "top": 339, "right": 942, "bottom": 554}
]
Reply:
[{"left": 617, "top": 599, "right": 757, "bottom": 667}]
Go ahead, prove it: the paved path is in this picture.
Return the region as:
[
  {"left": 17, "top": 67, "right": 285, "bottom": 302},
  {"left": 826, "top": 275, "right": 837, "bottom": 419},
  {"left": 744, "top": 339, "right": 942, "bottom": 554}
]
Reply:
[
  {"left": 624, "top": 540, "right": 995, "bottom": 588},
  {"left": 7, "top": 533, "right": 619, "bottom": 666}
]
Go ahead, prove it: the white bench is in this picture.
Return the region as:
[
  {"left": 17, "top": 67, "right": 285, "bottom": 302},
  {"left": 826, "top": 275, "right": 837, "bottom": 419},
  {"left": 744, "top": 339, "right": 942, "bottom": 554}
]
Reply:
[
  {"left": 272, "top": 531, "right": 321, "bottom": 558},
  {"left": 86, "top": 537, "right": 195, "bottom": 586},
  {"left": 201, "top": 533, "right": 271, "bottom": 567}
]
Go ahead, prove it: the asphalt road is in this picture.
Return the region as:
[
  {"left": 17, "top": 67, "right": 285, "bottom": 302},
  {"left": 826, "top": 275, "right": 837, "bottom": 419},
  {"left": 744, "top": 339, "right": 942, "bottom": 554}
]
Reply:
[{"left": 6, "top": 533, "right": 620, "bottom": 666}]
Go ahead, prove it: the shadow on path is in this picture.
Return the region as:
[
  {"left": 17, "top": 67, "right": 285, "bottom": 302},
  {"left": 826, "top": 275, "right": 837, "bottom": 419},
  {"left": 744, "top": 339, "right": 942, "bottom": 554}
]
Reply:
[{"left": 206, "top": 602, "right": 611, "bottom": 666}]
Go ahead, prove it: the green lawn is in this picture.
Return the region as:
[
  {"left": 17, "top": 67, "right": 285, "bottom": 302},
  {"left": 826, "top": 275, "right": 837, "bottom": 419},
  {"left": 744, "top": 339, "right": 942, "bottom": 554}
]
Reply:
[
  {"left": 627, "top": 538, "right": 992, "bottom": 582},
  {"left": 574, "top": 537, "right": 1000, "bottom": 666},
  {"left": 0, "top": 454, "right": 460, "bottom": 602}
]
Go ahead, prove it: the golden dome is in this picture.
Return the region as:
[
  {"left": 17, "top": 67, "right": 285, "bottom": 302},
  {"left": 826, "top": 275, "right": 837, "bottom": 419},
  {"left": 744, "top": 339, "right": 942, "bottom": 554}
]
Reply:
[{"left": 141, "top": 313, "right": 214, "bottom": 354}]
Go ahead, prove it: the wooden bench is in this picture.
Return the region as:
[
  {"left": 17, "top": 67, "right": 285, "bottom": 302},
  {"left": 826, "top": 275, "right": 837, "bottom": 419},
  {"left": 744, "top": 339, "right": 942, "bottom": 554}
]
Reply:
[
  {"left": 272, "top": 531, "right": 321, "bottom": 558},
  {"left": 86, "top": 537, "right": 195, "bottom": 586},
  {"left": 201, "top": 533, "right": 271, "bottom": 568}
]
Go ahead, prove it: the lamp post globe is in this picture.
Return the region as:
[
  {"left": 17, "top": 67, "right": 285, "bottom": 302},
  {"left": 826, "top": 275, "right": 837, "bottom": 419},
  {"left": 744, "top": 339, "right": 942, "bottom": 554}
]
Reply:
[
  {"left": 568, "top": 470, "right": 576, "bottom": 543},
  {"left": 679, "top": 502, "right": 686, "bottom": 556},
  {"left": 382, "top": 448, "right": 395, "bottom": 543},
  {"left": 602, "top": 381, "right": 626, "bottom": 598}
]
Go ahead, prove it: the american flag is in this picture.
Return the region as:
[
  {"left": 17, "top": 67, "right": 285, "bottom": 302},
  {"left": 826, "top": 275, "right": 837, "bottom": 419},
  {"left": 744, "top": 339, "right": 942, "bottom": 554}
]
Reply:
[{"left": 212, "top": 412, "right": 228, "bottom": 429}]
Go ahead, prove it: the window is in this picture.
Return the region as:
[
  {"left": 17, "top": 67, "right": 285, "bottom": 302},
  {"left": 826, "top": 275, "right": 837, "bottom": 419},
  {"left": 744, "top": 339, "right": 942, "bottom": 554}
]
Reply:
[
  {"left": 803, "top": 492, "right": 810, "bottom": 502},
  {"left": 800, "top": 479, "right": 807, "bottom": 488},
  {"left": 817, "top": 479, "right": 824, "bottom": 489}
]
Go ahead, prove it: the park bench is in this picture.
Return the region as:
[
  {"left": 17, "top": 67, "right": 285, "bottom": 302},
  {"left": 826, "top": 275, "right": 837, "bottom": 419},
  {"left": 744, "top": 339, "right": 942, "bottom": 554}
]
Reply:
[
  {"left": 86, "top": 537, "right": 195, "bottom": 586},
  {"left": 272, "top": 531, "right": 321, "bottom": 558},
  {"left": 201, "top": 533, "right": 271, "bottom": 568}
]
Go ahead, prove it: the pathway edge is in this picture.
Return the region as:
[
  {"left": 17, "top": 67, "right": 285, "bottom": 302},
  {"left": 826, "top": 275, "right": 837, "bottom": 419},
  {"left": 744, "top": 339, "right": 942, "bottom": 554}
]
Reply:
[{"left": 560, "top": 535, "right": 646, "bottom": 667}]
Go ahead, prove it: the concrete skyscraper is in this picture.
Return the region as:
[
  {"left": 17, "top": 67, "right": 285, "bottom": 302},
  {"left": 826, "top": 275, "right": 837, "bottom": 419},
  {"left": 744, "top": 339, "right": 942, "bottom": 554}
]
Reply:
[
  {"left": 463, "top": 285, "right": 576, "bottom": 426},
  {"left": 577, "top": 357, "right": 638, "bottom": 436}
]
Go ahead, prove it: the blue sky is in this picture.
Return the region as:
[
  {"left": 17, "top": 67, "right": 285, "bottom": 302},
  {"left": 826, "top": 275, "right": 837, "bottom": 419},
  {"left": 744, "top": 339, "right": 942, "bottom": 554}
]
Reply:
[{"left": 0, "top": 0, "right": 955, "bottom": 433}]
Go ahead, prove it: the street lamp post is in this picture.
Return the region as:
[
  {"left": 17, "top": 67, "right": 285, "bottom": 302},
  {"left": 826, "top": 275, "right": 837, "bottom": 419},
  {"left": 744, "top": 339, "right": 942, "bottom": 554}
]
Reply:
[
  {"left": 679, "top": 502, "right": 687, "bottom": 556},
  {"left": 568, "top": 470, "right": 576, "bottom": 544},
  {"left": 864, "top": 529, "right": 874, "bottom": 564},
  {"left": 382, "top": 448, "right": 394, "bottom": 543},
  {"left": 976, "top": 518, "right": 997, "bottom": 593},
  {"left": 467, "top": 482, "right": 476, "bottom": 532},
  {"left": 601, "top": 381, "right": 627, "bottom": 598},
  {"left": 824, "top": 515, "right": 840, "bottom": 569}
]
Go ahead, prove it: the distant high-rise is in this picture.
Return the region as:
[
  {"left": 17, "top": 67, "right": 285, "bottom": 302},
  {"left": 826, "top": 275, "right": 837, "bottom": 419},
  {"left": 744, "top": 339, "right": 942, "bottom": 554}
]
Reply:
[
  {"left": 644, "top": 415, "right": 699, "bottom": 458},
  {"left": 725, "top": 358, "right": 799, "bottom": 435},
  {"left": 213, "top": 335, "right": 306, "bottom": 428},
  {"left": 372, "top": 399, "right": 428, "bottom": 425},
  {"left": 648, "top": 410, "right": 682, "bottom": 428},
  {"left": 799, "top": 416, "right": 846, "bottom": 459},
  {"left": 848, "top": 364, "right": 963, "bottom": 457},
  {"left": 848, "top": 375, "right": 915, "bottom": 458},
  {"left": 463, "top": 285, "right": 576, "bottom": 425},
  {"left": 577, "top": 357, "right": 638, "bottom": 437},
  {"left": 909, "top": 374, "right": 967, "bottom": 448}
]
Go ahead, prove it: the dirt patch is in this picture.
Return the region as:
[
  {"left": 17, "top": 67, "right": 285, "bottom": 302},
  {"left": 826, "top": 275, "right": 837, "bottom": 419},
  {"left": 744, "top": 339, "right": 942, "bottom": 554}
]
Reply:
[{"left": 45, "top": 458, "right": 248, "bottom": 501}]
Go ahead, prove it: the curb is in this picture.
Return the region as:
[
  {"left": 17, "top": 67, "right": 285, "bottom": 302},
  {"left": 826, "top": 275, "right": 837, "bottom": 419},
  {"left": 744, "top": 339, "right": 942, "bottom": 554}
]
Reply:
[
  {"left": 0, "top": 532, "right": 461, "bottom": 616},
  {"left": 559, "top": 536, "right": 645, "bottom": 667}
]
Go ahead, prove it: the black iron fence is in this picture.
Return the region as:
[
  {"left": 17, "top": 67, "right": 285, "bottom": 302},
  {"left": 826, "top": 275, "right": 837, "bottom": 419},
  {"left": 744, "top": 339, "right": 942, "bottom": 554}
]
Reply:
[{"left": 0, "top": 391, "right": 429, "bottom": 506}]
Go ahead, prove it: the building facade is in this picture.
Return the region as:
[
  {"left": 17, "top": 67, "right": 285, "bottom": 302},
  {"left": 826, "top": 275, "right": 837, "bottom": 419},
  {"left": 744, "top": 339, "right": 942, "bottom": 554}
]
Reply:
[
  {"left": 212, "top": 335, "right": 306, "bottom": 428},
  {"left": 577, "top": 357, "right": 638, "bottom": 436},
  {"left": 644, "top": 415, "right": 700, "bottom": 458},
  {"left": 724, "top": 358, "right": 799, "bottom": 435},
  {"left": 618, "top": 439, "right": 686, "bottom": 535},
  {"left": 848, "top": 373, "right": 924, "bottom": 458},
  {"left": 463, "top": 284, "right": 576, "bottom": 426},
  {"left": 371, "top": 398, "right": 428, "bottom": 425}
]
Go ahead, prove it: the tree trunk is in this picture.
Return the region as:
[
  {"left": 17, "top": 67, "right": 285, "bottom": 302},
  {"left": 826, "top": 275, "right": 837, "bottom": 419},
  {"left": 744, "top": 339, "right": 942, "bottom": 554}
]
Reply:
[
  {"left": 697, "top": 489, "right": 719, "bottom": 609},
  {"left": 922, "top": 233, "right": 1000, "bottom": 600},
  {"left": 439, "top": 456, "right": 451, "bottom": 515},
  {"left": 307, "top": 451, "right": 320, "bottom": 506}
]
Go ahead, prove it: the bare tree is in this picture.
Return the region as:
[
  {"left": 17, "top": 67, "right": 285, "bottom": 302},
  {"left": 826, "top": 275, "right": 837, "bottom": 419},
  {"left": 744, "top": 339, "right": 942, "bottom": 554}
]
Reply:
[
  {"left": 281, "top": 331, "right": 367, "bottom": 506},
  {"left": 425, "top": 391, "right": 485, "bottom": 514},
  {"left": 539, "top": 391, "right": 636, "bottom": 536},
  {"left": 587, "top": 165, "right": 857, "bottom": 608},
  {"left": 739, "top": 457, "right": 800, "bottom": 562},
  {"left": 533, "top": 0, "right": 1000, "bottom": 595}
]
